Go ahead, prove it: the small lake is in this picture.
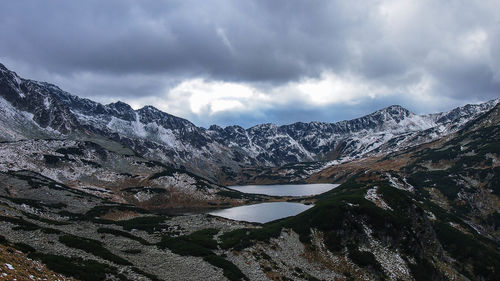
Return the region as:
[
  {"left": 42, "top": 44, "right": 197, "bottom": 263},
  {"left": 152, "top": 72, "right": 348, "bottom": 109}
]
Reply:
[
  {"left": 208, "top": 202, "right": 313, "bottom": 223},
  {"left": 209, "top": 183, "right": 338, "bottom": 223},
  {"left": 228, "top": 183, "right": 339, "bottom": 197}
]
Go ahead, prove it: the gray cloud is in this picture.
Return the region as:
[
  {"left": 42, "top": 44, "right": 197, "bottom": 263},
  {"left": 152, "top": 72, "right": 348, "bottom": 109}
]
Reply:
[
  {"left": 0, "top": 1, "right": 367, "bottom": 79},
  {"left": 0, "top": 0, "right": 498, "bottom": 126}
]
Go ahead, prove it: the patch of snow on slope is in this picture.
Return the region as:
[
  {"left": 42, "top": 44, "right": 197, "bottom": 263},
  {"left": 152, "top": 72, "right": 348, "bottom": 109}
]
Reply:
[
  {"left": 148, "top": 123, "right": 182, "bottom": 148},
  {"left": 365, "top": 186, "right": 392, "bottom": 210},
  {"left": 5, "top": 263, "right": 14, "bottom": 270},
  {"left": 43, "top": 96, "right": 51, "bottom": 109},
  {"left": 132, "top": 112, "right": 147, "bottom": 137},
  {"left": 386, "top": 173, "right": 414, "bottom": 193},
  {"left": 360, "top": 224, "right": 411, "bottom": 281},
  {"left": 134, "top": 190, "right": 156, "bottom": 202}
]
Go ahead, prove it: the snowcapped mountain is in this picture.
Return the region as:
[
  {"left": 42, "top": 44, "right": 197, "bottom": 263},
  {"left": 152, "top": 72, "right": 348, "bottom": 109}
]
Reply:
[
  {"left": 0, "top": 62, "right": 498, "bottom": 181},
  {"left": 208, "top": 101, "right": 499, "bottom": 167},
  {"left": 0, "top": 63, "right": 251, "bottom": 179}
]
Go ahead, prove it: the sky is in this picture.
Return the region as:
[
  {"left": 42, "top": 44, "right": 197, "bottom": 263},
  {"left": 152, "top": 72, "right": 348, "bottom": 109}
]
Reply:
[{"left": 1, "top": 0, "right": 499, "bottom": 128}]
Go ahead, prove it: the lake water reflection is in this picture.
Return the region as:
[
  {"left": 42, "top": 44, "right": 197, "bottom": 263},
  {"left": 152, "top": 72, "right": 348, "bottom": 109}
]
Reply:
[
  {"left": 208, "top": 202, "right": 313, "bottom": 223},
  {"left": 209, "top": 183, "right": 338, "bottom": 223},
  {"left": 228, "top": 183, "right": 339, "bottom": 197}
]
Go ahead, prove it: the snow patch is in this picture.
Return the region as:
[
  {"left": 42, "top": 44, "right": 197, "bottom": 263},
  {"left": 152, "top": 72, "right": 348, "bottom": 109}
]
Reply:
[
  {"left": 425, "top": 210, "right": 436, "bottom": 221},
  {"left": 360, "top": 224, "right": 412, "bottom": 281},
  {"left": 43, "top": 96, "right": 51, "bottom": 109},
  {"left": 5, "top": 263, "right": 14, "bottom": 270},
  {"left": 134, "top": 190, "right": 156, "bottom": 202},
  {"left": 386, "top": 173, "right": 414, "bottom": 193},
  {"left": 365, "top": 186, "right": 392, "bottom": 210}
]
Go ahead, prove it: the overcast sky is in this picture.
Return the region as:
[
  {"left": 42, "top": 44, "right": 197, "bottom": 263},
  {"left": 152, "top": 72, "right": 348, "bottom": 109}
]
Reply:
[{"left": 1, "top": 0, "right": 499, "bottom": 127}]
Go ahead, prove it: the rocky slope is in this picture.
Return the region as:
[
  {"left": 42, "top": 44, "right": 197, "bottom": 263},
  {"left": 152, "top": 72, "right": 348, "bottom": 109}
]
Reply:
[
  {"left": 0, "top": 168, "right": 256, "bottom": 281},
  {"left": 0, "top": 137, "right": 272, "bottom": 212}
]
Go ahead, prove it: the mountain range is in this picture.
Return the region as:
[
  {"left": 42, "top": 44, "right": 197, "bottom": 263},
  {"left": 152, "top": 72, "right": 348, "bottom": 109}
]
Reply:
[{"left": 1, "top": 62, "right": 498, "bottom": 182}]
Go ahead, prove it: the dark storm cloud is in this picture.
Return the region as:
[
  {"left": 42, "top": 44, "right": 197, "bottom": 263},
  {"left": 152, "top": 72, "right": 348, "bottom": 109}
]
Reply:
[
  {"left": 0, "top": 0, "right": 356, "bottom": 81},
  {"left": 428, "top": 59, "right": 500, "bottom": 100},
  {"left": 0, "top": 0, "right": 498, "bottom": 126}
]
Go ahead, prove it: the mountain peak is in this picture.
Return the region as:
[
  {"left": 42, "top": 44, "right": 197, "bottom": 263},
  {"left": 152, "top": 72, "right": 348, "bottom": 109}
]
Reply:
[
  {"left": 378, "top": 104, "right": 411, "bottom": 115},
  {"left": 250, "top": 123, "right": 278, "bottom": 130},
  {"left": 107, "top": 100, "right": 133, "bottom": 111},
  {"left": 368, "top": 104, "right": 413, "bottom": 122},
  {"left": 138, "top": 105, "right": 162, "bottom": 113},
  {"left": 135, "top": 105, "right": 195, "bottom": 129}
]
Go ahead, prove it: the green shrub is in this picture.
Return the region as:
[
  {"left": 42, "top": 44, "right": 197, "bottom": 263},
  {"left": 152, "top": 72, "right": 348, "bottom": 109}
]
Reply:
[
  {"left": 0, "top": 234, "right": 7, "bottom": 244},
  {"left": 0, "top": 215, "right": 40, "bottom": 231},
  {"left": 116, "top": 215, "right": 168, "bottom": 233},
  {"left": 348, "top": 248, "right": 382, "bottom": 271},
  {"left": 41, "top": 227, "right": 61, "bottom": 234},
  {"left": 216, "top": 190, "right": 245, "bottom": 199},
  {"left": 28, "top": 253, "right": 118, "bottom": 281},
  {"left": 13, "top": 242, "right": 36, "bottom": 253},
  {"left": 97, "top": 227, "right": 150, "bottom": 245},
  {"left": 59, "top": 234, "right": 131, "bottom": 265},
  {"left": 158, "top": 229, "right": 219, "bottom": 257},
  {"left": 408, "top": 258, "right": 441, "bottom": 281},
  {"left": 159, "top": 237, "right": 213, "bottom": 257},
  {"left": 204, "top": 255, "right": 248, "bottom": 281},
  {"left": 55, "top": 147, "right": 84, "bottom": 156},
  {"left": 159, "top": 228, "right": 247, "bottom": 281},
  {"left": 434, "top": 223, "right": 500, "bottom": 279},
  {"left": 122, "top": 249, "right": 141, "bottom": 254},
  {"left": 83, "top": 205, "right": 147, "bottom": 220},
  {"left": 43, "top": 154, "right": 63, "bottom": 165},
  {"left": 408, "top": 171, "right": 459, "bottom": 200}
]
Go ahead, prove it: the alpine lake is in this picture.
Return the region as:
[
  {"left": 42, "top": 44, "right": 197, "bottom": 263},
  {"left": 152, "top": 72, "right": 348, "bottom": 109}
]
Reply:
[{"left": 209, "top": 183, "right": 339, "bottom": 223}]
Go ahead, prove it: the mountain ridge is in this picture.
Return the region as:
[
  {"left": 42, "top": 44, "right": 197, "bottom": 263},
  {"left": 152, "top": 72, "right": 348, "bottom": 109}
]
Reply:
[{"left": 0, "top": 62, "right": 498, "bottom": 181}]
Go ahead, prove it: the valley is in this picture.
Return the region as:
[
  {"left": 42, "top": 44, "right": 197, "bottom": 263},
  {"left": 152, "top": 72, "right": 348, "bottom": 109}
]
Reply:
[{"left": 0, "top": 63, "right": 499, "bottom": 281}]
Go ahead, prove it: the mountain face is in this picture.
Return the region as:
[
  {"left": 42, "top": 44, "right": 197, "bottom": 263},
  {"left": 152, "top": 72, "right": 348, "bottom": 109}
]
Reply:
[{"left": 0, "top": 62, "right": 498, "bottom": 182}]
